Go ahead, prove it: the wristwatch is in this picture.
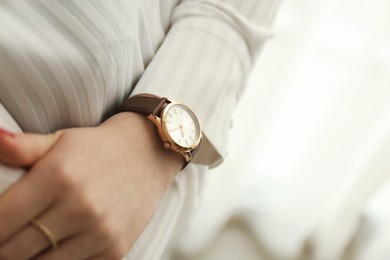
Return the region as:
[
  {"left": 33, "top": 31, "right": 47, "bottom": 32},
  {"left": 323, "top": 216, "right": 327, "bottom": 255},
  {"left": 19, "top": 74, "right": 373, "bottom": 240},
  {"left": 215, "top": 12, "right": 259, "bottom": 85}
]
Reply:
[{"left": 116, "top": 94, "right": 203, "bottom": 168}]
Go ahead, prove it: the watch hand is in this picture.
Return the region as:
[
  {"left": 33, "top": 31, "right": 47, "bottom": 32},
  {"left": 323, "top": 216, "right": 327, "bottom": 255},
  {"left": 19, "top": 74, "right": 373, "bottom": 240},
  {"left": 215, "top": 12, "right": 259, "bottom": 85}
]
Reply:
[
  {"left": 180, "top": 125, "right": 184, "bottom": 138},
  {"left": 169, "top": 126, "right": 181, "bottom": 132}
]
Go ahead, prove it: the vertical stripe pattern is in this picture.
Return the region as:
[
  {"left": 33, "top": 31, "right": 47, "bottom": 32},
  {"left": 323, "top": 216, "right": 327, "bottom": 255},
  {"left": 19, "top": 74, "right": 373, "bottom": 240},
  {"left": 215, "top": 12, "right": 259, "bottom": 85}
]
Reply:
[
  {"left": 132, "top": 0, "right": 281, "bottom": 166},
  {"left": 0, "top": 1, "right": 280, "bottom": 259}
]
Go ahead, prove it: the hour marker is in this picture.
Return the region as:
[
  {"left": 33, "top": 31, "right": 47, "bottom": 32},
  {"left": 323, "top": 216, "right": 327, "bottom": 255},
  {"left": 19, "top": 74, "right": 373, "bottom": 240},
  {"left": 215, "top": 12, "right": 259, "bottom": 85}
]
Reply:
[
  {"left": 189, "top": 136, "right": 194, "bottom": 141},
  {"left": 174, "top": 108, "right": 177, "bottom": 114},
  {"left": 185, "top": 139, "right": 188, "bottom": 145}
]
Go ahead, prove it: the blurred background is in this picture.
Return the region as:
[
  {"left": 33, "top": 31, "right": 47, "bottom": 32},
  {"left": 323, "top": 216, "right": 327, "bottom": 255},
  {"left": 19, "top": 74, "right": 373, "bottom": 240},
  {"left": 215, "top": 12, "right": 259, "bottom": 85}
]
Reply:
[{"left": 170, "top": 0, "right": 390, "bottom": 259}]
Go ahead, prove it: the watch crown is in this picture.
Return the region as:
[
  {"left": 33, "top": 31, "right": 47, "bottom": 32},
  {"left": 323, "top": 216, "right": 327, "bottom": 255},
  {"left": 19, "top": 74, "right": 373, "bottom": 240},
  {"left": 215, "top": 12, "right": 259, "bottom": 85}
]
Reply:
[{"left": 163, "top": 142, "right": 171, "bottom": 149}]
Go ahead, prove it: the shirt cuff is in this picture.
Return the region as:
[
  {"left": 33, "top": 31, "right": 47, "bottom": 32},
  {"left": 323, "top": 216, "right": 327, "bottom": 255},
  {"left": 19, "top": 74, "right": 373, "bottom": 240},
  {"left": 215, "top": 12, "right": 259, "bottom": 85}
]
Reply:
[{"left": 131, "top": 15, "right": 273, "bottom": 168}]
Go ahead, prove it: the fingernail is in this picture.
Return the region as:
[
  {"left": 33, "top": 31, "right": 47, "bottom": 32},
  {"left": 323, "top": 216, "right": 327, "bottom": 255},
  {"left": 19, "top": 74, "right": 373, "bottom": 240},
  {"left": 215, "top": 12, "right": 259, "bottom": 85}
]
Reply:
[{"left": 0, "top": 128, "right": 15, "bottom": 138}]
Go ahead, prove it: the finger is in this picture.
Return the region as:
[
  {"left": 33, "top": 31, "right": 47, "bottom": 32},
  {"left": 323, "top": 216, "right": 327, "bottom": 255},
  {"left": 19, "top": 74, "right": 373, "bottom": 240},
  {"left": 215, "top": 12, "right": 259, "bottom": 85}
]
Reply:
[
  {"left": 0, "top": 169, "right": 53, "bottom": 244},
  {"left": 36, "top": 233, "right": 106, "bottom": 260},
  {"left": 0, "top": 128, "right": 62, "bottom": 167},
  {"left": 0, "top": 203, "right": 80, "bottom": 260}
]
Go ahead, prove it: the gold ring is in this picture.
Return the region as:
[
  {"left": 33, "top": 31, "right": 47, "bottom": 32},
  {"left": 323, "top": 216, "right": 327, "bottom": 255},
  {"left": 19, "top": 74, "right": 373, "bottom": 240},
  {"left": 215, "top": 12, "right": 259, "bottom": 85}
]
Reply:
[{"left": 30, "top": 219, "right": 58, "bottom": 249}]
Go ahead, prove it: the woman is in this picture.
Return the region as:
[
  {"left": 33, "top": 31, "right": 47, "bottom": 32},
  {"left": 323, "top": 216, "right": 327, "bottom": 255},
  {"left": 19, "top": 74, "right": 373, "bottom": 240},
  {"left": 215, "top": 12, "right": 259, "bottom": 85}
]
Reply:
[{"left": 0, "top": 0, "right": 280, "bottom": 259}]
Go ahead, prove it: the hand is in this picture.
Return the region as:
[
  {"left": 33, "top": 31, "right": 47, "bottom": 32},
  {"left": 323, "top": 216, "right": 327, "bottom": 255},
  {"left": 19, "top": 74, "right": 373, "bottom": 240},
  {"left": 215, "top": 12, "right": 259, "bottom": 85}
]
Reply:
[
  {"left": 0, "top": 112, "right": 183, "bottom": 259},
  {"left": 169, "top": 126, "right": 181, "bottom": 132}
]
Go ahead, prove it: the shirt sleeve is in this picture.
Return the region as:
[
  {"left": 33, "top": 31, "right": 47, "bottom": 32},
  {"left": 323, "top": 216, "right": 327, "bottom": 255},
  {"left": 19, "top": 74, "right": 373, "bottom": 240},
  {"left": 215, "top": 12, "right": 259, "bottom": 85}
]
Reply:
[{"left": 131, "top": 0, "right": 281, "bottom": 168}]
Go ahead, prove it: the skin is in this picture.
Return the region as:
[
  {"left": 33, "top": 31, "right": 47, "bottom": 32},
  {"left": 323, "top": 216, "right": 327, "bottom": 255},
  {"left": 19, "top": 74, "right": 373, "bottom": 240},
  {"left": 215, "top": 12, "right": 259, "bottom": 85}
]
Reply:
[{"left": 0, "top": 112, "right": 183, "bottom": 259}]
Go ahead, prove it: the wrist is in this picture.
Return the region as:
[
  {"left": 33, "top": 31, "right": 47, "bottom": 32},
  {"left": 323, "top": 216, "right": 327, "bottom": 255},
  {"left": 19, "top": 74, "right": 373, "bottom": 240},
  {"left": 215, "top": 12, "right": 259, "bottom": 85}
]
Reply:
[{"left": 100, "top": 112, "right": 182, "bottom": 188}]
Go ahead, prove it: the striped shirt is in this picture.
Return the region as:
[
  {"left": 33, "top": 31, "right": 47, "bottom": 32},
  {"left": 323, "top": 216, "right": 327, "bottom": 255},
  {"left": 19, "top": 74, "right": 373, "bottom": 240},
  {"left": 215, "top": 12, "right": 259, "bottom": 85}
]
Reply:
[{"left": 0, "top": 0, "right": 280, "bottom": 258}]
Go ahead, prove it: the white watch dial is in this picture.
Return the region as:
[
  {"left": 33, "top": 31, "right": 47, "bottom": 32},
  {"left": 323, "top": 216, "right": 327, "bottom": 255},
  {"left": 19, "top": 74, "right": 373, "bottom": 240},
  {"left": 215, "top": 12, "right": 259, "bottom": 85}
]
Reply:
[{"left": 165, "top": 104, "right": 201, "bottom": 148}]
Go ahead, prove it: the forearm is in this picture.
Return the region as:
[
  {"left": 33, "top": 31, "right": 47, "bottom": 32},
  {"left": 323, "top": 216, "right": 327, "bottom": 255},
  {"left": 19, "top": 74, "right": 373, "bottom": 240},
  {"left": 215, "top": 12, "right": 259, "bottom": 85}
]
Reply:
[
  {"left": 131, "top": 0, "right": 281, "bottom": 167},
  {"left": 100, "top": 112, "right": 183, "bottom": 189}
]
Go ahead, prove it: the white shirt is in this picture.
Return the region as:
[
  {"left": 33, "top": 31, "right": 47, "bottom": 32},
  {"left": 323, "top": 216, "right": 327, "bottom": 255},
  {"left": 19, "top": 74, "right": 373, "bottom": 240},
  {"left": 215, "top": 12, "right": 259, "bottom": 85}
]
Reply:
[{"left": 0, "top": 1, "right": 280, "bottom": 259}]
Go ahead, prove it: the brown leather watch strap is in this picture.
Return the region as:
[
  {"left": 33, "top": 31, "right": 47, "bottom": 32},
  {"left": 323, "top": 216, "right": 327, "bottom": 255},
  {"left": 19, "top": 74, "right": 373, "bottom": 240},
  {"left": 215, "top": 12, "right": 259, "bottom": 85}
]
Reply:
[
  {"left": 181, "top": 139, "right": 202, "bottom": 169},
  {"left": 117, "top": 95, "right": 168, "bottom": 116},
  {"left": 116, "top": 94, "right": 202, "bottom": 171}
]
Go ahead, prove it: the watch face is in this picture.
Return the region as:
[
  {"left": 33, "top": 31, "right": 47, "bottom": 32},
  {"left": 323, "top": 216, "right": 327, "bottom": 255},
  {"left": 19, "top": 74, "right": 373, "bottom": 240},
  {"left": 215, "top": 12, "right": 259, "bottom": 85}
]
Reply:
[{"left": 163, "top": 104, "right": 201, "bottom": 149}]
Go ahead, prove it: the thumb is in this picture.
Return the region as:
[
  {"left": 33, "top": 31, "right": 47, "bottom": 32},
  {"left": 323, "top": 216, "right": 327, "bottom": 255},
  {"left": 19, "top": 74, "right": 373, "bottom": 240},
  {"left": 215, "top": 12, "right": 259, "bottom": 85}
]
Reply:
[{"left": 0, "top": 128, "right": 62, "bottom": 167}]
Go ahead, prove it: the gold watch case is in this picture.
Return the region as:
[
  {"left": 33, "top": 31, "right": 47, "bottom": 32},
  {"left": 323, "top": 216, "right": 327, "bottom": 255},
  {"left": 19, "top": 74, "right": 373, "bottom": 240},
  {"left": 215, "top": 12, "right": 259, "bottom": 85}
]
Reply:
[{"left": 147, "top": 99, "right": 202, "bottom": 162}]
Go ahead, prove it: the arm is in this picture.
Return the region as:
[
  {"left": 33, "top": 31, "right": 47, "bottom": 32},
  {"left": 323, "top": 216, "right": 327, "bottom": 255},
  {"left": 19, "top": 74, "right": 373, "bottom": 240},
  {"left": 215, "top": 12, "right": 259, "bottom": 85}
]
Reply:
[
  {"left": 133, "top": 0, "right": 281, "bottom": 167},
  {"left": 0, "top": 112, "right": 182, "bottom": 259},
  {"left": 0, "top": 1, "right": 281, "bottom": 259}
]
